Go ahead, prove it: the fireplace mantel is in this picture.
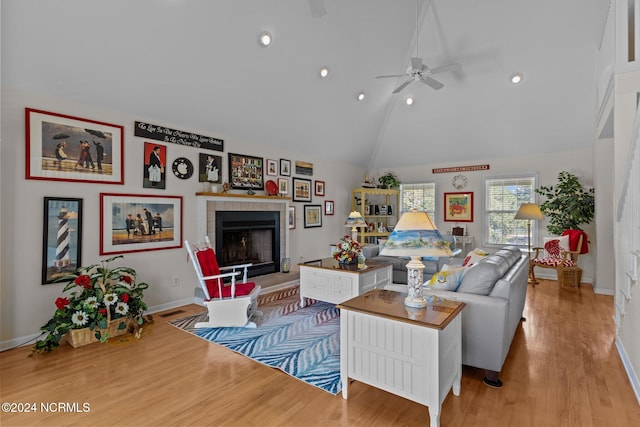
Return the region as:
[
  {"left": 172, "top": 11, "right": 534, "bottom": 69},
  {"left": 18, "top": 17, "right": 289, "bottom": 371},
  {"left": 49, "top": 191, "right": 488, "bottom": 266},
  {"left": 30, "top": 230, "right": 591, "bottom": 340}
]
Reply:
[{"left": 195, "top": 192, "right": 291, "bottom": 201}]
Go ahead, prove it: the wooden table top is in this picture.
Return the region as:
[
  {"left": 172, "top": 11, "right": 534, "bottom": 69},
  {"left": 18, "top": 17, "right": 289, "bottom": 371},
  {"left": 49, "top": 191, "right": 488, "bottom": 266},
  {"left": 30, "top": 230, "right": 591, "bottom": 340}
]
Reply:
[
  {"left": 337, "top": 289, "right": 466, "bottom": 330},
  {"left": 298, "top": 257, "right": 393, "bottom": 274}
]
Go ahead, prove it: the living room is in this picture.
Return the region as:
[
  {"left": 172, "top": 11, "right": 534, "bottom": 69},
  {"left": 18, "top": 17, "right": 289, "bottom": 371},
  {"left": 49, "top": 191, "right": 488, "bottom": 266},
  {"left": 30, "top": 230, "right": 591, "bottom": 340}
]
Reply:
[{"left": 2, "top": 0, "right": 640, "bottom": 425}]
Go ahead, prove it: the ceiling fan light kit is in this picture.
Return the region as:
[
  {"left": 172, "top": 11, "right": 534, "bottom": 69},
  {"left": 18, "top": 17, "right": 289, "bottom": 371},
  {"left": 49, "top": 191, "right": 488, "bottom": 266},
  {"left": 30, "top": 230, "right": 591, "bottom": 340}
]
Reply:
[
  {"left": 319, "top": 67, "right": 329, "bottom": 78},
  {"left": 357, "top": 92, "right": 366, "bottom": 101},
  {"left": 405, "top": 97, "right": 414, "bottom": 106},
  {"left": 510, "top": 73, "right": 523, "bottom": 84}
]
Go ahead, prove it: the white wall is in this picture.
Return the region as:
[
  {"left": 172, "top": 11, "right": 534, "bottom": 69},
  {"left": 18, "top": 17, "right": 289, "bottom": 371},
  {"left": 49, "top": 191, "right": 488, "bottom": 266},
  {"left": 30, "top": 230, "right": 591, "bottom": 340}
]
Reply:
[
  {"left": 0, "top": 87, "right": 364, "bottom": 345},
  {"left": 371, "top": 147, "right": 596, "bottom": 283}
]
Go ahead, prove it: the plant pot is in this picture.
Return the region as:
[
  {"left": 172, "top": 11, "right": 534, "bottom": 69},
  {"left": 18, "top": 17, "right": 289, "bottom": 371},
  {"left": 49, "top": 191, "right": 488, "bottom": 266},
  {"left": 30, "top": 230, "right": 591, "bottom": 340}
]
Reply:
[{"left": 65, "top": 318, "right": 131, "bottom": 348}]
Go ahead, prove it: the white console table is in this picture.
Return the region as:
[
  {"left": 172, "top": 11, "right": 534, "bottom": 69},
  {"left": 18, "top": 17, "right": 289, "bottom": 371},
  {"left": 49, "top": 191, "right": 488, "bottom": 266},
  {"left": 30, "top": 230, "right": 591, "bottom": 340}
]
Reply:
[
  {"left": 338, "top": 289, "right": 465, "bottom": 427},
  {"left": 298, "top": 258, "right": 392, "bottom": 307}
]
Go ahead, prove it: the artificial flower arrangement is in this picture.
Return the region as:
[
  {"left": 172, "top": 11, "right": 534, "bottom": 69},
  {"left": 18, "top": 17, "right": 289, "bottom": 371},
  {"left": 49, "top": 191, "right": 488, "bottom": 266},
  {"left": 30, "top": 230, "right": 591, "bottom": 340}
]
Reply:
[
  {"left": 33, "top": 255, "right": 149, "bottom": 353},
  {"left": 332, "top": 235, "right": 362, "bottom": 264}
]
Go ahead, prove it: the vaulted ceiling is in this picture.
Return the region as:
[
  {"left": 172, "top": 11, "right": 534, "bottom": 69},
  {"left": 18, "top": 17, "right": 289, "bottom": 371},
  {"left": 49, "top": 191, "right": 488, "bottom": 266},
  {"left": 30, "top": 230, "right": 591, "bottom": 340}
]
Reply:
[{"left": 2, "top": 0, "right": 611, "bottom": 169}]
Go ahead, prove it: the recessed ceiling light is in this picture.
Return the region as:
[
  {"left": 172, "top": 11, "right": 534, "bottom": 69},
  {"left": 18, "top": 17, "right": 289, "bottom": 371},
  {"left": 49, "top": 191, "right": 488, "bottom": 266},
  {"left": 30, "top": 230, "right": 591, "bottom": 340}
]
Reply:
[
  {"left": 357, "top": 92, "right": 365, "bottom": 101},
  {"left": 405, "top": 97, "right": 414, "bottom": 106},
  {"left": 510, "top": 73, "right": 523, "bottom": 84},
  {"left": 319, "top": 67, "right": 329, "bottom": 78},
  {"left": 258, "top": 31, "right": 272, "bottom": 47}
]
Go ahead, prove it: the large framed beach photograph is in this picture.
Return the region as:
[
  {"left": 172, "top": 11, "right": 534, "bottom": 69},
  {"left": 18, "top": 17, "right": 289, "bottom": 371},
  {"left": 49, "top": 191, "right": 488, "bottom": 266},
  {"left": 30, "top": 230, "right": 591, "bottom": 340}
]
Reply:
[
  {"left": 25, "top": 108, "right": 124, "bottom": 184},
  {"left": 100, "top": 193, "right": 182, "bottom": 255},
  {"left": 42, "top": 197, "right": 83, "bottom": 284}
]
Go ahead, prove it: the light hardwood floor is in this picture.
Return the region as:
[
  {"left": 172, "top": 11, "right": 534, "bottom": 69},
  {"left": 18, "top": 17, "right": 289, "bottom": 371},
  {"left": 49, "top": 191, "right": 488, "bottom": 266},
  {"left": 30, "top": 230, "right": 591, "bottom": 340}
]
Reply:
[{"left": 1, "top": 279, "right": 639, "bottom": 426}]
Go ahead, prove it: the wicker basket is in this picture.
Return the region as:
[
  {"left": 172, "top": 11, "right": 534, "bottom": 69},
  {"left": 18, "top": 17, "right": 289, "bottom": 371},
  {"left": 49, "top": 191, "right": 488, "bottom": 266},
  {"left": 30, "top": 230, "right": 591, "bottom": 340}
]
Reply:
[{"left": 65, "top": 317, "right": 131, "bottom": 348}]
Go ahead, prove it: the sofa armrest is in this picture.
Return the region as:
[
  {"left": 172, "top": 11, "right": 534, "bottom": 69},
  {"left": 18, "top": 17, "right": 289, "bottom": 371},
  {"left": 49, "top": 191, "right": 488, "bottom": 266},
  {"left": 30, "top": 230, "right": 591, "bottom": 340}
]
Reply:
[{"left": 361, "top": 244, "right": 379, "bottom": 259}]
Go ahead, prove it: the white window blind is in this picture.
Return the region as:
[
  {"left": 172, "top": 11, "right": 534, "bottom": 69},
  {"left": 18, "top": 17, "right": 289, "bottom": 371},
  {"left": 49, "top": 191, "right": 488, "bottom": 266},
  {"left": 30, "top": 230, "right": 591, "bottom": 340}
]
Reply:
[
  {"left": 400, "top": 183, "right": 436, "bottom": 220},
  {"left": 485, "top": 176, "right": 537, "bottom": 245}
]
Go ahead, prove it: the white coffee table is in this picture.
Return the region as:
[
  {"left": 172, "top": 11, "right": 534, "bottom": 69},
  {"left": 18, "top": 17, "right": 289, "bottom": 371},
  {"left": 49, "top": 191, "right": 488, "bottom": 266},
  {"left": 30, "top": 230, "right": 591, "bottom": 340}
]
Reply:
[{"left": 298, "top": 258, "right": 392, "bottom": 307}]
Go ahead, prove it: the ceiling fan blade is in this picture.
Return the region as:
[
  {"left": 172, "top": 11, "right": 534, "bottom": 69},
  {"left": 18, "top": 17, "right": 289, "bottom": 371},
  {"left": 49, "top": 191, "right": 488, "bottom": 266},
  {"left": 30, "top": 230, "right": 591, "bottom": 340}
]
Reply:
[
  {"left": 410, "top": 57, "right": 423, "bottom": 71},
  {"left": 308, "top": 0, "right": 326, "bottom": 18},
  {"left": 429, "top": 63, "right": 462, "bottom": 75},
  {"left": 375, "top": 74, "right": 405, "bottom": 79},
  {"left": 392, "top": 79, "right": 414, "bottom": 94},
  {"left": 419, "top": 75, "right": 444, "bottom": 90}
]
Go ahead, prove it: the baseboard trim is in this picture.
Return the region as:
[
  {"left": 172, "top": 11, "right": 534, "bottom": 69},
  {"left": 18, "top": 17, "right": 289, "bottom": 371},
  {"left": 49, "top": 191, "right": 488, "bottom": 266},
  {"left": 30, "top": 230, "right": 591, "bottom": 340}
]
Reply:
[
  {"left": 616, "top": 338, "right": 640, "bottom": 406},
  {"left": 0, "top": 297, "right": 196, "bottom": 352}
]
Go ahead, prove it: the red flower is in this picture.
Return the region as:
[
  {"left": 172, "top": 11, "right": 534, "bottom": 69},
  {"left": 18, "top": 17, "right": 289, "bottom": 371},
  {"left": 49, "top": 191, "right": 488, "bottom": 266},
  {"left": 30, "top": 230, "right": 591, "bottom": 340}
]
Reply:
[
  {"left": 120, "top": 275, "right": 132, "bottom": 285},
  {"left": 120, "top": 293, "right": 130, "bottom": 303},
  {"left": 99, "top": 308, "right": 107, "bottom": 315},
  {"left": 74, "top": 275, "right": 92, "bottom": 289},
  {"left": 55, "top": 297, "right": 70, "bottom": 309}
]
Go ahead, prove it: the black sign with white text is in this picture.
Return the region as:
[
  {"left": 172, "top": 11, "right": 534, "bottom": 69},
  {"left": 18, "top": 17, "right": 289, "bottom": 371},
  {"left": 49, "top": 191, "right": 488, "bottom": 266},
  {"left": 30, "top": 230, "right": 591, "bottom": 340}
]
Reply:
[{"left": 134, "top": 121, "right": 224, "bottom": 152}]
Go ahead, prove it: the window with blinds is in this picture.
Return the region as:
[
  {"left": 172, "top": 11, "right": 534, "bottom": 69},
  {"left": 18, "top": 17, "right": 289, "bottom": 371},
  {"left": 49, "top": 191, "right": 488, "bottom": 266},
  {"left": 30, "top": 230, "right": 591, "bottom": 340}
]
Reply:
[
  {"left": 485, "top": 176, "right": 537, "bottom": 246},
  {"left": 400, "top": 183, "right": 436, "bottom": 220}
]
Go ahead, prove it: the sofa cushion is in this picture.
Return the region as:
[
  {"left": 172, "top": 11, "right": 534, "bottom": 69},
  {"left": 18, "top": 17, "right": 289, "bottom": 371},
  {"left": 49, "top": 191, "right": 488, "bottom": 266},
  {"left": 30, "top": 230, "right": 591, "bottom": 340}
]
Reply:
[
  {"left": 457, "top": 255, "right": 508, "bottom": 295},
  {"left": 425, "top": 264, "right": 466, "bottom": 291},
  {"left": 493, "top": 248, "right": 520, "bottom": 268}
]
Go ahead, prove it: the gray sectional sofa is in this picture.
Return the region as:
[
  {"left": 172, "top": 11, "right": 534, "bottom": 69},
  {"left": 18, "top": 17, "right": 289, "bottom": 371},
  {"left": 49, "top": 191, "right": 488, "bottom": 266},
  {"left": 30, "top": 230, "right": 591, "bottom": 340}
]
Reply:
[{"left": 385, "top": 245, "right": 528, "bottom": 387}]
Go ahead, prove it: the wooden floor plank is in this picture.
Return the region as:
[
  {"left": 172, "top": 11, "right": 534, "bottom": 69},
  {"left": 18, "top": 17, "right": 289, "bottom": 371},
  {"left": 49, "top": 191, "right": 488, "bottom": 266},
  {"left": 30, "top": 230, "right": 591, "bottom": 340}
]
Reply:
[{"left": 1, "top": 279, "right": 639, "bottom": 426}]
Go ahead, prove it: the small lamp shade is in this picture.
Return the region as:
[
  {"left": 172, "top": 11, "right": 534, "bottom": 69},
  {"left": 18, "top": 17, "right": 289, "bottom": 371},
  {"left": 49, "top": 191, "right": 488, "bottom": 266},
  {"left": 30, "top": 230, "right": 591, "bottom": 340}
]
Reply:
[
  {"left": 380, "top": 210, "right": 452, "bottom": 308},
  {"left": 344, "top": 211, "right": 367, "bottom": 241}
]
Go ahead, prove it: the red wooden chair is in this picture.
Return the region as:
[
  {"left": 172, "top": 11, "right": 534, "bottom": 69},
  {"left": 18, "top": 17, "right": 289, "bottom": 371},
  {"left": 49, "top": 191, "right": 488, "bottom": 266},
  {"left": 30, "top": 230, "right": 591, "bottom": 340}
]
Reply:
[{"left": 185, "top": 237, "right": 261, "bottom": 328}]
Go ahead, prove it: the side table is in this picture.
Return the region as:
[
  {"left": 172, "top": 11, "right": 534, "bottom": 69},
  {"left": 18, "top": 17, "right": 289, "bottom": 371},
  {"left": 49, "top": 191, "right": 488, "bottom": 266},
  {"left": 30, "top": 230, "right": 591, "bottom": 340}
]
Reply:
[{"left": 337, "top": 289, "right": 465, "bottom": 427}]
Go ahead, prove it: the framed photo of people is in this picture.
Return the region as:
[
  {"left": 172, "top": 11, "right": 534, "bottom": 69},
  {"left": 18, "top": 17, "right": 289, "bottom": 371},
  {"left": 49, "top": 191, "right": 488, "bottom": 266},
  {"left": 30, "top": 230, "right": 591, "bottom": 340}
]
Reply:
[
  {"left": 143, "top": 142, "right": 167, "bottom": 189},
  {"left": 42, "top": 197, "right": 83, "bottom": 284},
  {"left": 198, "top": 153, "right": 222, "bottom": 183},
  {"left": 228, "top": 153, "right": 264, "bottom": 190},
  {"left": 25, "top": 108, "right": 124, "bottom": 184},
  {"left": 280, "top": 159, "right": 291, "bottom": 176},
  {"left": 100, "top": 193, "right": 182, "bottom": 255},
  {"left": 293, "top": 177, "right": 312, "bottom": 202}
]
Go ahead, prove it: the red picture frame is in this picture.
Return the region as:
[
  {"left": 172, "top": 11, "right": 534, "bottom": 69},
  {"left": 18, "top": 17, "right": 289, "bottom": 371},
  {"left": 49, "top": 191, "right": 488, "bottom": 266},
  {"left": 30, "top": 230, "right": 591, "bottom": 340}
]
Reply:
[
  {"left": 100, "top": 193, "right": 183, "bottom": 255},
  {"left": 444, "top": 192, "right": 474, "bottom": 222},
  {"left": 314, "top": 180, "right": 325, "bottom": 196},
  {"left": 25, "top": 108, "right": 124, "bottom": 184}
]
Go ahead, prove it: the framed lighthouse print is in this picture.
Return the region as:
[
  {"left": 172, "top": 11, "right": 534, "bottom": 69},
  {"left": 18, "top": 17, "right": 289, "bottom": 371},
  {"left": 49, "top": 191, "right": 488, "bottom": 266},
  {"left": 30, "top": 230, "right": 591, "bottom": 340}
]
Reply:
[{"left": 42, "top": 197, "right": 83, "bottom": 284}]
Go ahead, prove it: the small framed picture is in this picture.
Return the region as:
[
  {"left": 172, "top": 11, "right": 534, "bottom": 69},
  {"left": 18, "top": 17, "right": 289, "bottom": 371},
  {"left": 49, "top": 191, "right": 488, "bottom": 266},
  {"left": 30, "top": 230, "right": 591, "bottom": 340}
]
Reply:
[
  {"left": 278, "top": 178, "right": 289, "bottom": 195},
  {"left": 228, "top": 152, "right": 264, "bottom": 190},
  {"left": 444, "top": 192, "right": 474, "bottom": 222},
  {"left": 280, "top": 159, "right": 291, "bottom": 176},
  {"left": 199, "top": 153, "right": 222, "bottom": 183},
  {"left": 296, "top": 160, "right": 313, "bottom": 176},
  {"left": 324, "top": 200, "right": 334, "bottom": 215},
  {"left": 293, "top": 177, "right": 312, "bottom": 202},
  {"left": 288, "top": 206, "right": 296, "bottom": 229},
  {"left": 42, "top": 197, "right": 83, "bottom": 284},
  {"left": 314, "top": 180, "right": 325, "bottom": 196},
  {"left": 143, "top": 142, "right": 167, "bottom": 189},
  {"left": 266, "top": 159, "right": 278, "bottom": 176},
  {"left": 304, "top": 204, "right": 322, "bottom": 228}
]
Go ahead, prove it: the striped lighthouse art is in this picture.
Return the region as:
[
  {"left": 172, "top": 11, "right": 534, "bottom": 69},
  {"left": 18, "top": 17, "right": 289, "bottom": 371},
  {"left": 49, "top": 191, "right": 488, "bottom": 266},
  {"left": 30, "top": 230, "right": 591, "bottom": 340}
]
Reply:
[
  {"left": 54, "top": 207, "right": 72, "bottom": 268},
  {"left": 43, "top": 198, "right": 82, "bottom": 284}
]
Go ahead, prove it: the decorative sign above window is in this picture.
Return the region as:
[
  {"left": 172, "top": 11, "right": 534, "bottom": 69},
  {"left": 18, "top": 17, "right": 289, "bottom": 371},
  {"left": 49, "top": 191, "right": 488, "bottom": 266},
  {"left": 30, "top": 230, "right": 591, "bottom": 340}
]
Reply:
[
  {"left": 432, "top": 164, "right": 489, "bottom": 174},
  {"left": 134, "top": 121, "right": 223, "bottom": 152}
]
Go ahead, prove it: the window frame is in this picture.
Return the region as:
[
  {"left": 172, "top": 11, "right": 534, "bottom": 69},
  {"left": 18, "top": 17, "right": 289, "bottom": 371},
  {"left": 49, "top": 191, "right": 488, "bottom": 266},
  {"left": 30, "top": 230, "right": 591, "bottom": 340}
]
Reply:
[
  {"left": 483, "top": 173, "right": 539, "bottom": 248},
  {"left": 399, "top": 182, "right": 437, "bottom": 221}
]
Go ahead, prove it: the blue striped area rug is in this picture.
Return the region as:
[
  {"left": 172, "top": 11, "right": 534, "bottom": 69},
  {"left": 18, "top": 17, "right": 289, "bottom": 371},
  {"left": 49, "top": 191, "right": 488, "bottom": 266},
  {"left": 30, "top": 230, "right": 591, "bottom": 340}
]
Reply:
[{"left": 169, "top": 286, "right": 341, "bottom": 394}]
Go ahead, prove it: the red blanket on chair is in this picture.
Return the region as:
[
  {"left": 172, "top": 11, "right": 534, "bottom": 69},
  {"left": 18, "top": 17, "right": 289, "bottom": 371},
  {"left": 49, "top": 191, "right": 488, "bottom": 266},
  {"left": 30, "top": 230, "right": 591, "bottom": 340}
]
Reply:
[{"left": 561, "top": 229, "right": 588, "bottom": 254}]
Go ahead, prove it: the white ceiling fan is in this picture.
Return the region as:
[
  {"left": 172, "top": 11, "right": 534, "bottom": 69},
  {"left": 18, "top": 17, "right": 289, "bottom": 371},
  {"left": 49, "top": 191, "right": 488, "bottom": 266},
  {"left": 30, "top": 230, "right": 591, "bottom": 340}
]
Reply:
[{"left": 376, "top": 0, "right": 460, "bottom": 93}]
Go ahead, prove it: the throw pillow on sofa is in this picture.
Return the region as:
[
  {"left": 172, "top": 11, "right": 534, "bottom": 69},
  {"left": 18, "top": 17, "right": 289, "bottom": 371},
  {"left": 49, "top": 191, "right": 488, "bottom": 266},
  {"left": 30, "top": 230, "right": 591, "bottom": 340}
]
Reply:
[
  {"left": 462, "top": 248, "right": 488, "bottom": 267},
  {"left": 425, "top": 264, "right": 466, "bottom": 291},
  {"left": 457, "top": 255, "right": 509, "bottom": 295}
]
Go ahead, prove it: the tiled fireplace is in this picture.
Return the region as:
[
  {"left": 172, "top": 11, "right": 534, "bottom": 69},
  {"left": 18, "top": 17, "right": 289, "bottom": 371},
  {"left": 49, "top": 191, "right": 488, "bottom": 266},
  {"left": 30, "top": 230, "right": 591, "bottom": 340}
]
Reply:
[{"left": 196, "top": 194, "right": 289, "bottom": 278}]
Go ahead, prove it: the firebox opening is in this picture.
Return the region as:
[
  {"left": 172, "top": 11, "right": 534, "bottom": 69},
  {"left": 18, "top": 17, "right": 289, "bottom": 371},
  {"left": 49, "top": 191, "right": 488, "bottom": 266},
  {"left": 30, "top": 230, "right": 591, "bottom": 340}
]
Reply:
[{"left": 215, "top": 210, "right": 280, "bottom": 279}]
